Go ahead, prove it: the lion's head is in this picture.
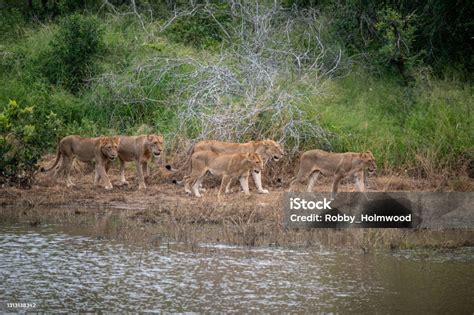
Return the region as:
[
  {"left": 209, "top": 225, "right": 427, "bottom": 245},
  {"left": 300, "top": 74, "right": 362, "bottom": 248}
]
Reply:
[
  {"left": 146, "top": 134, "right": 164, "bottom": 158},
  {"left": 100, "top": 136, "right": 120, "bottom": 161},
  {"left": 246, "top": 153, "right": 264, "bottom": 175},
  {"left": 257, "top": 140, "right": 284, "bottom": 162},
  {"left": 361, "top": 151, "right": 377, "bottom": 174}
]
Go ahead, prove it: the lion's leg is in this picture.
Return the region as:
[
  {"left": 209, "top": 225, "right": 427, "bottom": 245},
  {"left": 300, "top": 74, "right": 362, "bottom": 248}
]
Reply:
[
  {"left": 218, "top": 175, "right": 230, "bottom": 200},
  {"left": 363, "top": 170, "right": 370, "bottom": 189},
  {"left": 252, "top": 171, "right": 269, "bottom": 194},
  {"left": 289, "top": 163, "right": 310, "bottom": 192},
  {"left": 192, "top": 176, "right": 204, "bottom": 198},
  {"left": 354, "top": 171, "right": 366, "bottom": 192},
  {"left": 331, "top": 174, "right": 343, "bottom": 200},
  {"left": 288, "top": 178, "right": 297, "bottom": 192},
  {"left": 119, "top": 159, "right": 129, "bottom": 186},
  {"left": 94, "top": 165, "right": 101, "bottom": 187},
  {"left": 356, "top": 171, "right": 371, "bottom": 200},
  {"left": 187, "top": 167, "right": 206, "bottom": 197},
  {"left": 136, "top": 161, "right": 147, "bottom": 190},
  {"left": 98, "top": 164, "right": 113, "bottom": 190},
  {"left": 105, "top": 160, "right": 111, "bottom": 173},
  {"left": 53, "top": 159, "right": 65, "bottom": 182},
  {"left": 225, "top": 177, "right": 234, "bottom": 193},
  {"left": 142, "top": 162, "right": 149, "bottom": 178},
  {"left": 239, "top": 175, "right": 250, "bottom": 195},
  {"left": 63, "top": 157, "right": 75, "bottom": 188},
  {"left": 184, "top": 175, "right": 192, "bottom": 194},
  {"left": 306, "top": 171, "right": 320, "bottom": 192},
  {"left": 187, "top": 162, "right": 206, "bottom": 196}
]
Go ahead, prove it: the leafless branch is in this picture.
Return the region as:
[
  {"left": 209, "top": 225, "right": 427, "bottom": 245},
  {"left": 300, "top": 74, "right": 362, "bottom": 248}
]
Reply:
[{"left": 94, "top": 1, "right": 344, "bottom": 153}]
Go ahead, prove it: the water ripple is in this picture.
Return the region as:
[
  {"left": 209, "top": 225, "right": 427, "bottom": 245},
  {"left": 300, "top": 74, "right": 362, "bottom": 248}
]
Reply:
[{"left": 1, "top": 225, "right": 473, "bottom": 313}]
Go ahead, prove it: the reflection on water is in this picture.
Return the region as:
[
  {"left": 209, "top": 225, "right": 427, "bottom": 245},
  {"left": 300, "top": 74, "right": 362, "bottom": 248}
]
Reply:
[{"left": 0, "top": 225, "right": 473, "bottom": 313}]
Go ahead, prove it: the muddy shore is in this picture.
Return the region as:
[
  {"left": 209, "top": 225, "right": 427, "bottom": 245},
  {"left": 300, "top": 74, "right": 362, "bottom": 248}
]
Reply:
[{"left": 1, "top": 157, "right": 473, "bottom": 250}]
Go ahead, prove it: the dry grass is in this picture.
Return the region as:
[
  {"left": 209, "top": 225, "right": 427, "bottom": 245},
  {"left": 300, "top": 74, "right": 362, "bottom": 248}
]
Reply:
[{"left": 1, "top": 154, "right": 473, "bottom": 250}]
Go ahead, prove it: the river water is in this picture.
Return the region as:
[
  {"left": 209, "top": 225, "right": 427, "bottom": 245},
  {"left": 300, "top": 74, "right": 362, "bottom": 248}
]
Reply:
[{"left": 1, "top": 225, "right": 473, "bottom": 313}]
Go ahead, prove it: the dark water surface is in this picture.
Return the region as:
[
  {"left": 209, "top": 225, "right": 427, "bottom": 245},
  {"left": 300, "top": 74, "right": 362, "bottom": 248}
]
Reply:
[{"left": 1, "top": 225, "right": 473, "bottom": 313}]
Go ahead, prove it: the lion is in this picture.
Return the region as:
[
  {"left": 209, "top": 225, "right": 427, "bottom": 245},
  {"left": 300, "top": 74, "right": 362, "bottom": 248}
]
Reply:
[
  {"left": 289, "top": 149, "right": 377, "bottom": 199},
  {"left": 168, "top": 139, "right": 284, "bottom": 194},
  {"left": 112, "top": 134, "right": 164, "bottom": 189},
  {"left": 184, "top": 152, "right": 264, "bottom": 199},
  {"left": 41, "top": 135, "right": 120, "bottom": 189}
]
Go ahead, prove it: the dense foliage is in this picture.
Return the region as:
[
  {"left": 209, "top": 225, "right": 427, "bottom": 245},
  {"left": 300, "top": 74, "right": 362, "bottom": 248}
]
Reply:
[
  {"left": 41, "top": 13, "right": 103, "bottom": 92},
  {"left": 286, "top": 0, "right": 473, "bottom": 78},
  {"left": 0, "top": 0, "right": 472, "bottom": 186},
  {"left": 0, "top": 100, "right": 61, "bottom": 187}
]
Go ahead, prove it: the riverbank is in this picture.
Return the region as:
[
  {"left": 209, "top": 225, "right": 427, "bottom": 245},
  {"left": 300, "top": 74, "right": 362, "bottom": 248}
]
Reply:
[{"left": 1, "top": 158, "right": 473, "bottom": 251}]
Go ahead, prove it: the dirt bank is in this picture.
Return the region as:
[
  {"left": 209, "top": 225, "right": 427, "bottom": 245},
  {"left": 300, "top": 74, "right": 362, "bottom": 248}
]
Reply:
[{"left": 1, "top": 155, "right": 473, "bottom": 250}]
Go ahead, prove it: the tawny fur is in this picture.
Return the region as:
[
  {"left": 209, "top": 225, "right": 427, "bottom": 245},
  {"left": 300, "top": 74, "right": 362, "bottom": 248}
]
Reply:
[
  {"left": 289, "top": 149, "right": 377, "bottom": 198},
  {"left": 42, "top": 135, "right": 120, "bottom": 190},
  {"left": 184, "top": 152, "right": 264, "bottom": 199},
  {"left": 169, "top": 139, "right": 284, "bottom": 194},
  {"left": 109, "top": 134, "right": 164, "bottom": 190}
]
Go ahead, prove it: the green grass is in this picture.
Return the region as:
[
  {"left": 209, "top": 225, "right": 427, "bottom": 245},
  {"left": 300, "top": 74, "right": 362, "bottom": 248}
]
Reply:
[
  {"left": 301, "top": 70, "right": 473, "bottom": 172},
  {"left": 0, "top": 13, "right": 471, "bottom": 176}
]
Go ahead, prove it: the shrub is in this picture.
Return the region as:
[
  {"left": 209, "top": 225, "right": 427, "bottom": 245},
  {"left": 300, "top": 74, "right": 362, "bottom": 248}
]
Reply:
[
  {"left": 42, "top": 13, "right": 103, "bottom": 92},
  {"left": 0, "top": 7, "right": 25, "bottom": 42},
  {"left": 0, "top": 100, "right": 62, "bottom": 187},
  {"left": 163, "top": 4, "right": 231, "bottom": 50}
]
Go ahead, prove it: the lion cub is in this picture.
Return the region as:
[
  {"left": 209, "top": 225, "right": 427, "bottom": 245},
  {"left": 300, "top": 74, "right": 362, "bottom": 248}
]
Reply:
[
  {"left": 41, "top": 135, "right": 120, "bottom": 189},
  {"left": 289, "top": 149, "right": 377, "bottom": 199},
  {"left": 184, "top": 152, "right": 263, "bottom": 199}
]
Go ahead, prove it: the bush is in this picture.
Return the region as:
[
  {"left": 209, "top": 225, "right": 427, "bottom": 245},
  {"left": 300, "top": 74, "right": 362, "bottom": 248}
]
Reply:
[
  {"left": 0, "top": 7, "right": 25, "bottom": 42},
  {"left": 163, "top": 4, "right": 231, "bottom": 50},
  {"left": 42, "top": 14, "right": 103, "bottom": 92},
  {"left": 0, "top": 100, "right": 62, "bottom": 187}
]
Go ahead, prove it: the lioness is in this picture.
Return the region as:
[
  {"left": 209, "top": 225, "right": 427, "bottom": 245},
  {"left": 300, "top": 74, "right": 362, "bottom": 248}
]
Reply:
[
  {"left": 184, "top": 152, "right": 264, "bottom": 199},
  {"left": 42, "top": 135, "right": 120, "bottom": 189},
  {"left": 289, "top": 150, "right": 377, "bottom": 199},
  {"left": 113, "top": 134, "right": 164, "bottom": 189},
  {"left": 169, "top": 139, "right": 284, "bottom": 194}
]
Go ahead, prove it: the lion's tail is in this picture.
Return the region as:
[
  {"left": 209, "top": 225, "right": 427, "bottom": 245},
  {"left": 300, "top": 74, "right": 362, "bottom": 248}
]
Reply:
[
  {"left": 40, "top": 143, "right": 61, "bottom": 173},
  {"left": 165, "top": 142, "right": 196, "bottom": 174}
]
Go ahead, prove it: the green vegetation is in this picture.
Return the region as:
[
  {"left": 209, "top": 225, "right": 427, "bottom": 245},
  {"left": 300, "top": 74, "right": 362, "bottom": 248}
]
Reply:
[
  {"left": 0, "top": 0, "right": 472, "bottom": 186},
  {"left": 0, "top": 100, "right": 61, "bottom": 186},
  {"left": 41, "top": 13, "right": 103, "bottom": 92}
]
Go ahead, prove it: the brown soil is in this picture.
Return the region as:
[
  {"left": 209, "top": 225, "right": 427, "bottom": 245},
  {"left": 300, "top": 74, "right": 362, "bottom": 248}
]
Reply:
[
  {"left": 3, "top": 154, "right": 472, "bottom": 210},
  {"left": 1, "top": 155, "right": 473, "bottom": 249}
]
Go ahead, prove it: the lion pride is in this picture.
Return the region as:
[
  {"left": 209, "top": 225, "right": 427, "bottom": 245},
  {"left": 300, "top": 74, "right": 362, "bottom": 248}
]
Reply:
[{"left": 168, "top": 139, "right": 284, "bottom": 193}]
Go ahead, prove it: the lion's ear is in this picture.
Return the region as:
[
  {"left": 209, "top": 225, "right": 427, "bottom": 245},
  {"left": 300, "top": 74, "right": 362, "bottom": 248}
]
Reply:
[
  {"left": 364, "top": 151, "right": 374, "bottom": 159},
  {"left": 147, "top": 134, "right": 154, "bottom": 141},
  {"left": 114, "top": 136, "right": 121, "bottom": 145}
]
